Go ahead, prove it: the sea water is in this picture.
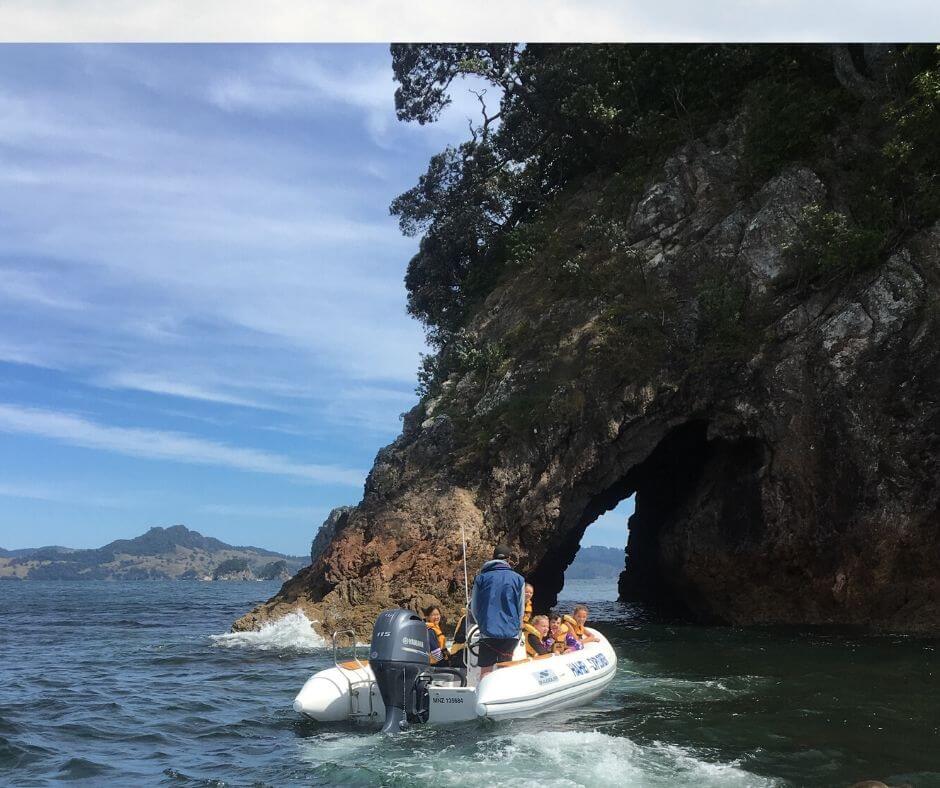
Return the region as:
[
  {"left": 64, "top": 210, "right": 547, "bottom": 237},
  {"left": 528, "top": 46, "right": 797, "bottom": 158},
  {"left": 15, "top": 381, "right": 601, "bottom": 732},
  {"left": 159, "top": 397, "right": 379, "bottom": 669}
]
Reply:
[{"left": 1, "top": 579, "right": 938, "bottom": 786}]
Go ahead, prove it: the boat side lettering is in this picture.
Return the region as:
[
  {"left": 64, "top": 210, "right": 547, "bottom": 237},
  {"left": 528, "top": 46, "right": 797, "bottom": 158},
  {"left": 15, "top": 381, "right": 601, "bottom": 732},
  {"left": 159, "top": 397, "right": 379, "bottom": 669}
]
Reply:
[
  {"left": 586, "top": 654, "right": 609, "bottom": 670},
  {"left": 568, "top": 660, "right": 589, "bottom": 677}
]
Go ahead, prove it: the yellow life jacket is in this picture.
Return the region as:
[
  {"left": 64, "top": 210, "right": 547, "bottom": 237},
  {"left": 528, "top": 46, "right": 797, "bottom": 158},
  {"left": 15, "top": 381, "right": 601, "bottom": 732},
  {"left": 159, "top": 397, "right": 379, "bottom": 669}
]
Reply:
[
  {"left": 522, "top": 622, "right": 542, "bottom": 657},
  {"left": 449, "top": 614, "right": 466, "bottom": 654},
  {"left": 523, "top": 599, "right": 533, "bottom": 623},
  {"left": 551, "top": 623, "right": 570, "bottom": 653},
  {"left": 426, "top": 621, "right": 447, "bottom": 664},
  {"left": 563, "top": 614, "right": 586, "bottom": 640}
]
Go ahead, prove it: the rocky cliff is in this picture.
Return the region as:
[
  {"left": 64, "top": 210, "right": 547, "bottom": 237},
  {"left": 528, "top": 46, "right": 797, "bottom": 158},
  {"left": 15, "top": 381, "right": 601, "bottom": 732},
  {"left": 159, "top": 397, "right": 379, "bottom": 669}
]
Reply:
[{"left": 234, "top": 45, "right": 940, "bottom": 636}]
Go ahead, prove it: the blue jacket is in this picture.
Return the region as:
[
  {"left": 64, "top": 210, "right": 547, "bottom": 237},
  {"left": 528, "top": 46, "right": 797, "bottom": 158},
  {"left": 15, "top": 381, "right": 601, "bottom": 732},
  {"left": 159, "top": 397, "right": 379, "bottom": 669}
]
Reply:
[{"left": 470, "top": 560, "right": 525, "bottom": 639}]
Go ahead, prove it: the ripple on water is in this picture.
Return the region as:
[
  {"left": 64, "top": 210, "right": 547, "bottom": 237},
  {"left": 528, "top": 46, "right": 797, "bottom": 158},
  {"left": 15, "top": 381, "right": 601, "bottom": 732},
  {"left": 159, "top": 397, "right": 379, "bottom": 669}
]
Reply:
[
  {"left": 0, "top": 736, "right": 57, "bottom": 770},
  {"left": 56, "top": 756, "right": 115, "bottom": 780},
  {"left": 163, "top": 766, "right": 227, "bottom": 786},
  {"left": 627, "top": 674, "right": 767, "bottom": 703}
]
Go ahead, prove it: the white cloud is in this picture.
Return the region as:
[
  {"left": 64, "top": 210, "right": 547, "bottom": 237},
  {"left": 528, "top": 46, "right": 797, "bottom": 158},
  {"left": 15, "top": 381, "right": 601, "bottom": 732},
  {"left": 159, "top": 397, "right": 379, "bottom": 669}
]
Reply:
[
  {"left": 0, "top": 0, "right": 936, "bottom": 42},
  {"left": 97, "top": 371, "right": 278, "bottom": 411},
  {"left": 0, "top": 268, "right": 86, "bottom": 311},
  {"left": 0, "top": 48, "right": 429, "bottom": 428},
  {"left": 0, "top": 403, "right": 366, "bottom": 486},
  {"left": 0, "top": 481, "right": 135, "bottom": 509}
]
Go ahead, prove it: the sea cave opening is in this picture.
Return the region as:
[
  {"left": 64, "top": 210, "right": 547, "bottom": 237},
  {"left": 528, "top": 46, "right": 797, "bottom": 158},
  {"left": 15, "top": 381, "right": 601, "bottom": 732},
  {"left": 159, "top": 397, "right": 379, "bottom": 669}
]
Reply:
[
  {"left": 528, "top": 420, "right": 718, "bottom": 615},
  {"left": 557, "top": 495, "right": 634, "bottom": 601}
]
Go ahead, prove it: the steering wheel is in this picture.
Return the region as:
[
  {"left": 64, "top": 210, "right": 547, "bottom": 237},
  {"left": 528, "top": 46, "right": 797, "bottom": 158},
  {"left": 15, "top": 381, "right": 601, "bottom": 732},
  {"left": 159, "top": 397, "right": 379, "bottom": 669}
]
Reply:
[{"left": 464, "top": 624, "right": 481, "bottom": 657}]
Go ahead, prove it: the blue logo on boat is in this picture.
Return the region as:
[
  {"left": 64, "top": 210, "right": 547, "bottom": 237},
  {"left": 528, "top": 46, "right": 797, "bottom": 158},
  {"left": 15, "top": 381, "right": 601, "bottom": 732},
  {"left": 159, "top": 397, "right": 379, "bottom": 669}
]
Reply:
[{"left": 535, "top": 669, "right": 558, "bottom": 686}]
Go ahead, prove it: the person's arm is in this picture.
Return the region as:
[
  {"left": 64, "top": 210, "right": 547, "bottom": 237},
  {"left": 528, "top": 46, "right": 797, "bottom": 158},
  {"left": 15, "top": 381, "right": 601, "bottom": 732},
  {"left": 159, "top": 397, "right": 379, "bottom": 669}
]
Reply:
[{"left": 527, "top": 633, "right": 550, "bottom": 655}]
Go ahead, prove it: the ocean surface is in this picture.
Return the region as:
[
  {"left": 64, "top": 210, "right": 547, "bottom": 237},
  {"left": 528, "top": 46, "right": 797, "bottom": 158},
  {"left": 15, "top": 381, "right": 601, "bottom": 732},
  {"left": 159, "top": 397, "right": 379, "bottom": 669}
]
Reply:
[{"left": 1, "top": 579, "right": 938, "bottom": 787}]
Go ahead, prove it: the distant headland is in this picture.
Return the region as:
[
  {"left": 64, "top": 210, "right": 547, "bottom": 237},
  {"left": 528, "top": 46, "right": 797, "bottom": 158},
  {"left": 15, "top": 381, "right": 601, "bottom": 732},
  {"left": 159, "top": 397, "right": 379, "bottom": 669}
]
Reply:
[{"left": 0, "top": 525, "right": 308, "bottom": 581}]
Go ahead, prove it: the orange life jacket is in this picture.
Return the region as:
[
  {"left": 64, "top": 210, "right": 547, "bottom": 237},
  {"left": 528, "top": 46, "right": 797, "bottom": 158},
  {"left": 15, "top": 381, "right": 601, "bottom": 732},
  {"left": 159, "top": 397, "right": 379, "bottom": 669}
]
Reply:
[
  {"left": 563, "top": 614, "right": 586, "bottom": 640},
  {"left": 523, "top": 599, "right": 533, "bottom": 623},
  {"left": 550, "top": 623, "right": 570, "bottom": 653},
  {"left": 426, "top": 621, "right": 447, "bottom": 664}
]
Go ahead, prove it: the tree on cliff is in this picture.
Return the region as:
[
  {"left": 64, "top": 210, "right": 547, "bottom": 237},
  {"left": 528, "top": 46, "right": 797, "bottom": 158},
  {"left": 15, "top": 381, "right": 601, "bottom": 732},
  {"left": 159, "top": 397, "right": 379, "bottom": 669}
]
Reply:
[{"left": 390, "top": 44, "right": 940, "bottom": 362}]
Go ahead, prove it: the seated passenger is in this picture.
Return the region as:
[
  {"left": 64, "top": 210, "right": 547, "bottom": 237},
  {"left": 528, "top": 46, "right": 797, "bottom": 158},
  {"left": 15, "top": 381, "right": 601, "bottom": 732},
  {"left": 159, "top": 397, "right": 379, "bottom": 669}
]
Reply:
[
  {"left": 449, "top": 609, "right": 468, "bottom": 667},
  {"left": 565, "top": 604, "right": 600, "bottom": 644},
  {"left": 524, "top": 614, "right": 552, "bottom": 656},
  {"left": 423, "top": 605, "right": 450, "bottom": 665},
  {"left": 548, "top": 613, "right": 582, "bottom": 653},
  {"left": 523, "top": 582, "right": 534, "bottom": 623}
]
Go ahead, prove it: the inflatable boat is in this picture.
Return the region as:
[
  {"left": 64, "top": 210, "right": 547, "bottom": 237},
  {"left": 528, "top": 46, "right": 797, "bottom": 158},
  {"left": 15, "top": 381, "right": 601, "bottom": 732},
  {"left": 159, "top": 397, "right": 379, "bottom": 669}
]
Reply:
[{"left": 293, "top": 609, "right": 617, "bottom": 733}]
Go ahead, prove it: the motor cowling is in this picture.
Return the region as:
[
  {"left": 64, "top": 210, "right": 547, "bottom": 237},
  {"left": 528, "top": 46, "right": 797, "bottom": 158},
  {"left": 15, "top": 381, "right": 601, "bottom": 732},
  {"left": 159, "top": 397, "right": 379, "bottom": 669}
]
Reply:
[{"left": 370, "top": 609, "right": 429, "bottom": 733}]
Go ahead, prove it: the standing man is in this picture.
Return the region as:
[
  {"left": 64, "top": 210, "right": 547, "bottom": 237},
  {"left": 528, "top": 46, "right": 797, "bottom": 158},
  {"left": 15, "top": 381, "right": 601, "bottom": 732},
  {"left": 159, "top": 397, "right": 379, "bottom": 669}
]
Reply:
[{"left": 470, "top": 544, "right": 525, "bottom": 677}]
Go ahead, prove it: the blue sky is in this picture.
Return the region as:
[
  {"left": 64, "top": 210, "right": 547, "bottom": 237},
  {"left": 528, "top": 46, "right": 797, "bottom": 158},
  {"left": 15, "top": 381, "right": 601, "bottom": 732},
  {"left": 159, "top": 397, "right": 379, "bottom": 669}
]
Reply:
[{"left": 0, "top": 44, "right": 633, "bottom": 555}]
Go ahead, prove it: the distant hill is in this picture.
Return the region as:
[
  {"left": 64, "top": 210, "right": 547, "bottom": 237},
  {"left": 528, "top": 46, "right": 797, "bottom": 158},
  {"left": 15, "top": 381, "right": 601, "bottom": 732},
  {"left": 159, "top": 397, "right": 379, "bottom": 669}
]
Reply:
[
  {"left": 566, "top": 546, "right": 623, "bottom": 580},
  {"left": 0, "top": 525, "right": 308, "bottom": 581}
]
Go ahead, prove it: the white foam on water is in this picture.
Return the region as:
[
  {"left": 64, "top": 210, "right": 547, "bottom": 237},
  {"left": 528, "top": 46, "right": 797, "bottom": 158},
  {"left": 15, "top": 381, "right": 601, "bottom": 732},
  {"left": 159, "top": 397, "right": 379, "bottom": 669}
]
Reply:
[
  {"left": 210, "top": 610, "right": 327, "bottom": 652},
  {"left": 296, "top": 727, "right": 780, "bottom": 787},
  {"left": 457, "top": 730, "right": 778, "bottom": 788}
]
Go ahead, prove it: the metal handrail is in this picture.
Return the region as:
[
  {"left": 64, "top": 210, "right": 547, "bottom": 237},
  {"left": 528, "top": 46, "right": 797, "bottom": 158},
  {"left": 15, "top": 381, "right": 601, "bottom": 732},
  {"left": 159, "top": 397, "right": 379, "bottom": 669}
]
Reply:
[
  {"left": 331, "top": 629, "right": 376, "bottom": 719},
  {"left": 331, "top": 629, "right": 363, "bottom": 669}
]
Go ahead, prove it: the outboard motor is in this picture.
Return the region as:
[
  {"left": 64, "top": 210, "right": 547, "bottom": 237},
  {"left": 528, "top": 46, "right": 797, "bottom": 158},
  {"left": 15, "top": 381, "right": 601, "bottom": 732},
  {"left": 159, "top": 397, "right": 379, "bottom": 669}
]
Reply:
[{"left": 370, "top": 609, "right": 430, "bottom": 734}]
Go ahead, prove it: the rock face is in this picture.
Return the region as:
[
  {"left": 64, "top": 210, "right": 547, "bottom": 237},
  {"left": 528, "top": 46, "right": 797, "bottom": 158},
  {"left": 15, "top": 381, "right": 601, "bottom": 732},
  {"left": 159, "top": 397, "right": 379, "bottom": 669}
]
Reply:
[
  {"left": 310, "top": 506, "right": 352, "bottom": 563},
  {"left": 234, "top": 119, "right": 940, "bottom": 636}
]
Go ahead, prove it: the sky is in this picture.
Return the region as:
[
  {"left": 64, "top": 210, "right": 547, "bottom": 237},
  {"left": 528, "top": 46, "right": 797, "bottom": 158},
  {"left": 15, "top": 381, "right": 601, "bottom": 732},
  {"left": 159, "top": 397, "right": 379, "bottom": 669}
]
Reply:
[
  {"left": 0, "top": 44, "right": 635, "bottom": 555},
  {"left": 0, "top": 1, "right": 937, "bottom": 41}
]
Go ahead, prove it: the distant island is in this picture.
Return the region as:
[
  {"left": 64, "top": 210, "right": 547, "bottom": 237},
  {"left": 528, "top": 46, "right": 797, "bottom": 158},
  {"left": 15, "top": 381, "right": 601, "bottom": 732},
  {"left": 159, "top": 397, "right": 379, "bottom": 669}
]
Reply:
[
  {"left": 565, "top": 546, "right": 623, "bottom": 580},
  {"left": 0, "top": 525, "right": 308, "bottom": 581}
]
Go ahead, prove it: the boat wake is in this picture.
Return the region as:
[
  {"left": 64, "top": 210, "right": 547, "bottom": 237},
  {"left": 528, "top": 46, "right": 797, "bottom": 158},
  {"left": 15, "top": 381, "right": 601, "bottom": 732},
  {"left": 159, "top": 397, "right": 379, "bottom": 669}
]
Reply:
[
  {"left": 296, "top": 728, "right": 778, "bottom": 787},
  {"left": 487, "top": 730, "right": 776, "bottom": 787},
  {"left": 210, "top": 610, "right": 327, "bottom": 652}
]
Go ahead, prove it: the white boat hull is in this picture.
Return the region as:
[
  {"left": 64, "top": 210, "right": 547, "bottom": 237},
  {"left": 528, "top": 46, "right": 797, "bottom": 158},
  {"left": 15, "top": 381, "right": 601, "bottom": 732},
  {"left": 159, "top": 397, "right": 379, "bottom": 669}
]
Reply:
[{"left": 293, "top": 628, "right": 617, "bottom": 726}]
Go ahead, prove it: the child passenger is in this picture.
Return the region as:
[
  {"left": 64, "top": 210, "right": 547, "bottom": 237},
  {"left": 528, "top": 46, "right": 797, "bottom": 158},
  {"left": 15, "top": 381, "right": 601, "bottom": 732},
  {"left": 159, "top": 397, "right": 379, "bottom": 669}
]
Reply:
[
  {"left": 569, "top": 604, "right": 600, "bottom": 644},
  {"left": 548, "top": 614, "right": 582, "bottom": 654},
  {"left": 523, "top": 583, "right": 534, "bottom": 623},
  {"left": 525, "top": 614, "right": 552, "bottom": 655}
]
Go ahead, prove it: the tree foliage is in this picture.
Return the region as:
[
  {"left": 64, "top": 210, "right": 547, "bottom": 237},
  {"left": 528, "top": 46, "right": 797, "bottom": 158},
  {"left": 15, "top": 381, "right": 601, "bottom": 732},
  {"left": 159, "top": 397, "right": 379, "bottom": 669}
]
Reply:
[{"left": 390, "top": 43, "right": 940, "bottom": 351}]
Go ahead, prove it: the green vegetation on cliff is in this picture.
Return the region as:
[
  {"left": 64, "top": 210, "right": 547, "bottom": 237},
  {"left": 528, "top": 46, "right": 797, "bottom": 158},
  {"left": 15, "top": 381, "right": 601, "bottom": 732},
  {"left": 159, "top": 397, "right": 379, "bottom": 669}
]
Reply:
[{"left": 391, "top": 44, "right": 940, "bottom": 452}]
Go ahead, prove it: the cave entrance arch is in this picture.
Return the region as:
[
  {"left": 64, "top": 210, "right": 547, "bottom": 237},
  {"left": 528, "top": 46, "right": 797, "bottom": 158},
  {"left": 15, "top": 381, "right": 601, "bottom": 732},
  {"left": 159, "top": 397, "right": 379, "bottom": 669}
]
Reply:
[
  {"left": 527, "top": 420, "right": 749, "bottom": 615},
  {"left": 557, "top": 495, "right": 634, "bottom": 599}
]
